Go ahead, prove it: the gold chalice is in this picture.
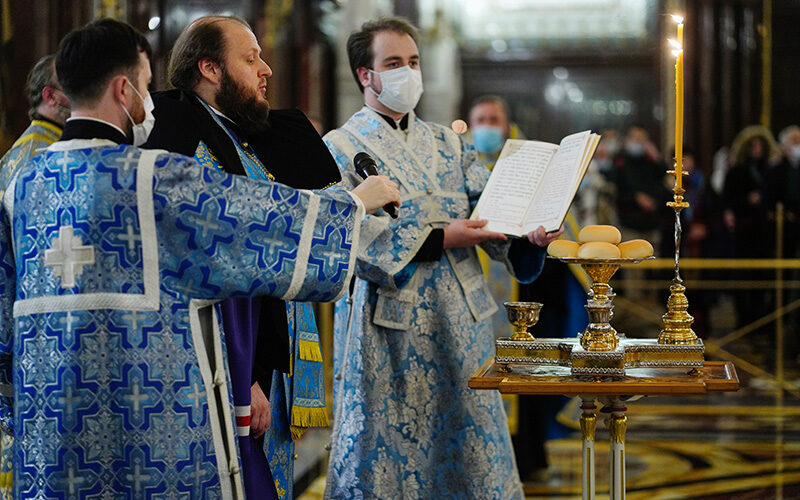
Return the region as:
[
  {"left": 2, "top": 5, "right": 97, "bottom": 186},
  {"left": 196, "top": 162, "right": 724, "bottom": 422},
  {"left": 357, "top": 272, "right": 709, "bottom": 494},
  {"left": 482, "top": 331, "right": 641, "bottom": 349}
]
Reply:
[{"left": 504, "top": 301, "right": 543, "bottom": 341}]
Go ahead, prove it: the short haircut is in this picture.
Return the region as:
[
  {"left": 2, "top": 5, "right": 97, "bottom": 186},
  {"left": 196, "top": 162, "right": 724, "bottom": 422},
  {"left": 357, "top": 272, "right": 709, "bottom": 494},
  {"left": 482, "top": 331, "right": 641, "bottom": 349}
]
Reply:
[
  {"left": 626, "top": 124, "right": 649, "bottom": 138},
  {"left": 168, "top": 16, "right": 251, "bottom": 90},
  {"left": 469, "top": 95, "right": 510, "bottom": 119},
  {"left": 26, "top": 55, "right": 57, "bottom": 118},
  {"left": 347, "top": 16, "right": 418, "bottom": 93},
  {"left": 55, "top": 18, "right": 152, "bottom": 107},
  {"left": 778, "top": 125, "right": 800, "bottom": 146}
]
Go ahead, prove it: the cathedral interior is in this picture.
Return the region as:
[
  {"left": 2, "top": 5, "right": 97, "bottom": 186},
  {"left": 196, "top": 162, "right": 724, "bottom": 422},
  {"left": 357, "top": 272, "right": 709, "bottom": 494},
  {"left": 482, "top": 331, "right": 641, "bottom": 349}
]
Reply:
[{"left": 1, "top": 0, "right": 799, "bottom": 498}]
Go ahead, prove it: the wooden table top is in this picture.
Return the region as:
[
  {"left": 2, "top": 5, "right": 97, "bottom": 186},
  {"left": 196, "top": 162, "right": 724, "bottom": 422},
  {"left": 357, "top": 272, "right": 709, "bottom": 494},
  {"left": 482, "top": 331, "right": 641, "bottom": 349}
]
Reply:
[{"left": 468, "top": 359, "right": 739, "bottom": 396}]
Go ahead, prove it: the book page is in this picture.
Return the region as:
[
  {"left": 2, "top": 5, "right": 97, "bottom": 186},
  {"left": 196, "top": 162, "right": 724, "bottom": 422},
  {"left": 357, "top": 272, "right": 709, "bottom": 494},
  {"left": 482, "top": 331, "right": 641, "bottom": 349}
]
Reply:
[
  {"left": 523, "top": 131, "right": 592, "bottom": 233},
  {"left": 565, "top": 134, "right": 601, "bottom": 210},
  {"left": 473, "top": 141, "right": 558, "bottom": 235}
]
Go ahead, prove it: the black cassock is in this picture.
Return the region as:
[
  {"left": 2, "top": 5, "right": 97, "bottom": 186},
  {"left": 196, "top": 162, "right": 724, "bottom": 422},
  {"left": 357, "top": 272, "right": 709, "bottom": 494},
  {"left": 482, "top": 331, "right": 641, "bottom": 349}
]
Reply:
[{"left": 145, "top": 89, "right": 340, "bottom": 389}]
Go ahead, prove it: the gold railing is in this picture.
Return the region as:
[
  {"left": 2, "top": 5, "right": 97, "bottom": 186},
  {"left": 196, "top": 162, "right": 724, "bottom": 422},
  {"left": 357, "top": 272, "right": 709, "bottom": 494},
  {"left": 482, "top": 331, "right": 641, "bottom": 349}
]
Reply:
[{"left": 612, "top": 204, "right": 798, "bottom": 398}]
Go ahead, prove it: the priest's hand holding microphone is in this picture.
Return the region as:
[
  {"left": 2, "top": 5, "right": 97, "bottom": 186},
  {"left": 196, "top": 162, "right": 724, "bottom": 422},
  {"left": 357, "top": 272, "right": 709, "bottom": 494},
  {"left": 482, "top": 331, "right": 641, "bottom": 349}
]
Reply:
[
  {"left": 350, "top": 152, "right": 401, "bottom": 215},
  {"left": 351, "top": 152, "right": 400, "bottom": 217}
]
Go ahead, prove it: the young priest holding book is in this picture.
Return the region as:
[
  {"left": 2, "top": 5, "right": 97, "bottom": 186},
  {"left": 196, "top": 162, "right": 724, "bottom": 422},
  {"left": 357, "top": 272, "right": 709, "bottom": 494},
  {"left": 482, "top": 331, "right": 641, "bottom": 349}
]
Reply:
[{"left": 322, "top": 16, "right": 562, "bottom": 499}]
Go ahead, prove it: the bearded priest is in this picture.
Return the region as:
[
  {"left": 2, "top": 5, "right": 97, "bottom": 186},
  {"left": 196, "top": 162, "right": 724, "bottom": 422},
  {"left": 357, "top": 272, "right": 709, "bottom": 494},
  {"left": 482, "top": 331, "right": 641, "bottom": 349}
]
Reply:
[{"left": 142, "top": 15, "right": 383, "bottom": 500}]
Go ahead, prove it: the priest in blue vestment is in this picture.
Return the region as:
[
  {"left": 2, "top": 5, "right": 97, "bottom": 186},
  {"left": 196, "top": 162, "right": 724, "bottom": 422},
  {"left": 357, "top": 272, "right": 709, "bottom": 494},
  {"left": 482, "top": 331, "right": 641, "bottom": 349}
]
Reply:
[
  {"left": 324, "top": 17, "right": 562, "bottom": 499},
  {"left": 0, "top": 19, "right": 398, "bottom": 499},
  {"left": 143, "top": 16, "right": 347, "bottom": 500}
]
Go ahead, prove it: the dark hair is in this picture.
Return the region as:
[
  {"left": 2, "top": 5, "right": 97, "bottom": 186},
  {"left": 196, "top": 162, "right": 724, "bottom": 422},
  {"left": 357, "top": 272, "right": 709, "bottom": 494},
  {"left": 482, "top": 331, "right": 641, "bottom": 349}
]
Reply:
[
  {"left": 627, "top": 124, "right": 648, "bottom": 133},
  {"left": 26, "top": 55, "right": 57, "bottom": 118},
  {"left": 55, "top": 18, "right": 152, "bottom": 107},
  {"left": 346, "top": 16, "right": 418, "bottom": 93},
  {"left": 469, "top": 95, "right": 510, "bottom": 119},
  {"left": 168, "top": 16, "right": 251, "bottom": 90}
]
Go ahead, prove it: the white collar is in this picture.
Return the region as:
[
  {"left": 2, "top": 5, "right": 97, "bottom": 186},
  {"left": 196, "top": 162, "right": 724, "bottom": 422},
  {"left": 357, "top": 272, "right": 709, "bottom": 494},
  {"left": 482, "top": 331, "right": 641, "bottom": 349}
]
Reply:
[{"left": 208, "top": 105, "right": 235, "bottom": 124}]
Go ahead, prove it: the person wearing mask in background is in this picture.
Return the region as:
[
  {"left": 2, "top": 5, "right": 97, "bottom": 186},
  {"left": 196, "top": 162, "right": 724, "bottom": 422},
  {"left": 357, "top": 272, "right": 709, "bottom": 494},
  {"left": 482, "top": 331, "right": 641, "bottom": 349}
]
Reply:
[
  {"left": 723, "top": 125, "right": 781, "bottom": 353},
  {"left": 468, "top": 95, "right": 591, "bottom": 483},
  {"left": 323, "top": 16, "right": 561, "bottom": 498},
  {"left": 576, "top": 134, "right": 617, "bottom": 227},
  {"left": 596, "top": 128, "right": 620, "bottom": 179},
  {"left": 767, "top": 125, "right": 800, "bottom": 259},
  {"left": 0, "top": 54, "right": 70, "bottom": 194},
  {"left": 610, "top": 125, "right": 670, "bottom": 301},
  {"left": 613, "top": 124, "right": 671, "bottom": 244},
  {"left": 766, "top": 125, "right": 800, "bottom": 361},
  {"left": 467, "top": 95, "right": 522, "bottom": 338},
  {"left": 468, "top": 95, "right": 523, "bottom": 168}
]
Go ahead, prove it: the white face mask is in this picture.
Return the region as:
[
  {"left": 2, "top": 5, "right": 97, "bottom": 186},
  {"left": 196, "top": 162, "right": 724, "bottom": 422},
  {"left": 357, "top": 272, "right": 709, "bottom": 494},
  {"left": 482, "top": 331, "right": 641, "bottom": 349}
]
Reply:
[
  {"left": 120, "top": 79, "right": 155, "bottom": 146},
  {"left": 369, "top": 66, "right": 423, "bottom": 114},
  {"left": 790, "top": 144, "right": 800, "bottom": 162}
]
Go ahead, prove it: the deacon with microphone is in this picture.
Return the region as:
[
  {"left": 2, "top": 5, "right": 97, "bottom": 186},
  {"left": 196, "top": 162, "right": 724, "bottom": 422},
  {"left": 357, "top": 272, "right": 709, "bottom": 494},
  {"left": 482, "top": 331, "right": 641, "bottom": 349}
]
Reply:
[{"left": 320, "top": 16, "right": 563, "bottom": 499}]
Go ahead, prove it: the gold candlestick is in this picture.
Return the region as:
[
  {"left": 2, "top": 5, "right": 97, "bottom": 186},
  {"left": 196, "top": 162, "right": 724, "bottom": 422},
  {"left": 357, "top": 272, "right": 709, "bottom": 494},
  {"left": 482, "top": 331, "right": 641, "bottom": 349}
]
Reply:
[
  {"left": 660, "top": 15, "right": 700, "bottom": 346},
  {"left": 660, "top": 191, "right": 700, "bottom": 344}
]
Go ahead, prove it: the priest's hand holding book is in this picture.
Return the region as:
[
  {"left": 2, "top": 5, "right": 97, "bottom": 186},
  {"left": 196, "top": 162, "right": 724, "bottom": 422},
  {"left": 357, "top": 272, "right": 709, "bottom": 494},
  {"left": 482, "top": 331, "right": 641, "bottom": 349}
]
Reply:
[{"left": 442, "top": 219, "right": 563, "bottom": 249}]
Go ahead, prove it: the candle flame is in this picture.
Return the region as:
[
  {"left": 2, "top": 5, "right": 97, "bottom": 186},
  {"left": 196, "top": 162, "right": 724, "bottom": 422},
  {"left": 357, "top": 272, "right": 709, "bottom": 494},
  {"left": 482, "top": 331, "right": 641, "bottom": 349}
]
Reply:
[
  {"left": 671, "top": 14, "right": 684, "bottom": 24},
  {"left": 671, "top": 49, "right": 681, "bottom": 58},
  {"left": 668, "top": 39, "right": 681, "bottom": 49}
]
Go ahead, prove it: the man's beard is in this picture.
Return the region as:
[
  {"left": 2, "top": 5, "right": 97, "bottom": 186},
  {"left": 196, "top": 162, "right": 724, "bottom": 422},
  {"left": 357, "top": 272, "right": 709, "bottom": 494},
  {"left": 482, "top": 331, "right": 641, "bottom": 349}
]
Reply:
[{"left": 215, "top": 68, "right": 271, "bottom": 135}]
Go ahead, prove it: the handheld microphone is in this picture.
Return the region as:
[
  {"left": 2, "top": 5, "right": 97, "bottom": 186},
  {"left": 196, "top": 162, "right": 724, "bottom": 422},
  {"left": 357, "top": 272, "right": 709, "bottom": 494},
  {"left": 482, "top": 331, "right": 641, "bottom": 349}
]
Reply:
[{"left": 353, "top": 152, "right": 399, "bottom": 218}]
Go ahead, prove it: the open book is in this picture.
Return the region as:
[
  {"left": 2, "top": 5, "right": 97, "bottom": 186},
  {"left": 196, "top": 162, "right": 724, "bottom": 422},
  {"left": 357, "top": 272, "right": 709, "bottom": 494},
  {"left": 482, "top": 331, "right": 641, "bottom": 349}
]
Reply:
[{"left": 471, "top": 130, "right": 600, "bottom": 236}]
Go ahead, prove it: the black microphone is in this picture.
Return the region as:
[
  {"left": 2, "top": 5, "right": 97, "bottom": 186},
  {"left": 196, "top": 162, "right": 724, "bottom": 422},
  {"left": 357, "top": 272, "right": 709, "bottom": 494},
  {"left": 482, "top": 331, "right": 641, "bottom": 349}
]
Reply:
[{"left": 353, "top": 152, "right": 399, "bottom": 218}]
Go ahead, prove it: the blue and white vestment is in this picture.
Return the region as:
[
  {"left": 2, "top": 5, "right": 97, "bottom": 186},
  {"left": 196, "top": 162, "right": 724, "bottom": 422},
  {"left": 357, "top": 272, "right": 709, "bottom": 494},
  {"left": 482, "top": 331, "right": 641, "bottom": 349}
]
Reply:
[
  {"left": 323, "top": 107, "right": 545, "bottom": 499},
  {"left": 0, "top": 137, "right": 363, "bottom": 498}
]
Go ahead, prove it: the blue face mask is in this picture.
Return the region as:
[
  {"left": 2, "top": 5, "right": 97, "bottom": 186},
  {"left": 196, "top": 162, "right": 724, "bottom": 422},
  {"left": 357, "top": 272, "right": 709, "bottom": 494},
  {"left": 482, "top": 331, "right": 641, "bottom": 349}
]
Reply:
[{"left": 472, "top": 126, "right": 505, "bottom": 154}]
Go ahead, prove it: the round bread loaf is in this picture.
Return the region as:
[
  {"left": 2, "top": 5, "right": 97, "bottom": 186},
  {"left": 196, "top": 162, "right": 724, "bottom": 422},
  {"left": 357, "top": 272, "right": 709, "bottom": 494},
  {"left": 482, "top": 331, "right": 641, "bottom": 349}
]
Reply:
[
  {"left": 618, "top": 239, "right": 654, "bottom": 258},
  {"left": 547, "top": 240, "right": 580, "bottom": 258},
  {"left": 578, "top": 225, "right": 622, "bottom": 244},
  {"left": 577, "top": 241, "right": 621, "bottom": 259}
]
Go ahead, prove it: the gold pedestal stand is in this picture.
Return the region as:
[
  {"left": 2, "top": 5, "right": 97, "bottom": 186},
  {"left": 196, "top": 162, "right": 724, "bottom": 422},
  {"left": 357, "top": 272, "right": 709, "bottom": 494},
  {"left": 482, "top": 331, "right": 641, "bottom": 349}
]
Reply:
[
  {"left": 659, "top": 190, "right": 702, "bottom": 345},
  {"left": 579, "top": 260, "right": 624, "bottom": 352}
]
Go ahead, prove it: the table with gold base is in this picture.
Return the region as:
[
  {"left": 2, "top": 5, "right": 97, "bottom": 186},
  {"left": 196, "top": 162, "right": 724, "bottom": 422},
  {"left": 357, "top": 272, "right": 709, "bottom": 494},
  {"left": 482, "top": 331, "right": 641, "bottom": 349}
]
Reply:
[{"left": 469, "top": 359, "right": 739, "bottom": 500}]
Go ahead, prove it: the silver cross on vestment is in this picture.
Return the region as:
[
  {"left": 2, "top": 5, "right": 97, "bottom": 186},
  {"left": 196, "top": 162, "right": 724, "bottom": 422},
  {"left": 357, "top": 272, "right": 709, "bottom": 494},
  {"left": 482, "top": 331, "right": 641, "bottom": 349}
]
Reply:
[{"left": 45, "top": 225, "right": 96, "bottom": 289}]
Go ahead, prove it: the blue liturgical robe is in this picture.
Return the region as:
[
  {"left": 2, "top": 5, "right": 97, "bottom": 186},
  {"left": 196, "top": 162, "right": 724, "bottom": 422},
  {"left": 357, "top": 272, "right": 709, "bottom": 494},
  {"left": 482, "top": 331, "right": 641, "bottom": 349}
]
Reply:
[
  {"left": 323, "top": 107, "right": 545, "bottom": 499},
  {"left": 0, "top": 132, "right": 363, "bottom": 498},
  {"left": 146, "top": 90, "right": 340, "bottom": 500},
  {"left": 0, "top": 116, "right": 62, "bottom": 498}
]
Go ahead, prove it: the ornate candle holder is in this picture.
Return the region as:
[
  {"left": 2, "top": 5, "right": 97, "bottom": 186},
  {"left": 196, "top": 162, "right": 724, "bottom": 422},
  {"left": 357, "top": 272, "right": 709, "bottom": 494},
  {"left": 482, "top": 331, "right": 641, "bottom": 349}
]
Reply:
[
  {"left": 504, "top": 301, "right": 542, "bottom": 341},
  {"left": 660, "top": 181, "right": 701, "bottom": 345}
]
